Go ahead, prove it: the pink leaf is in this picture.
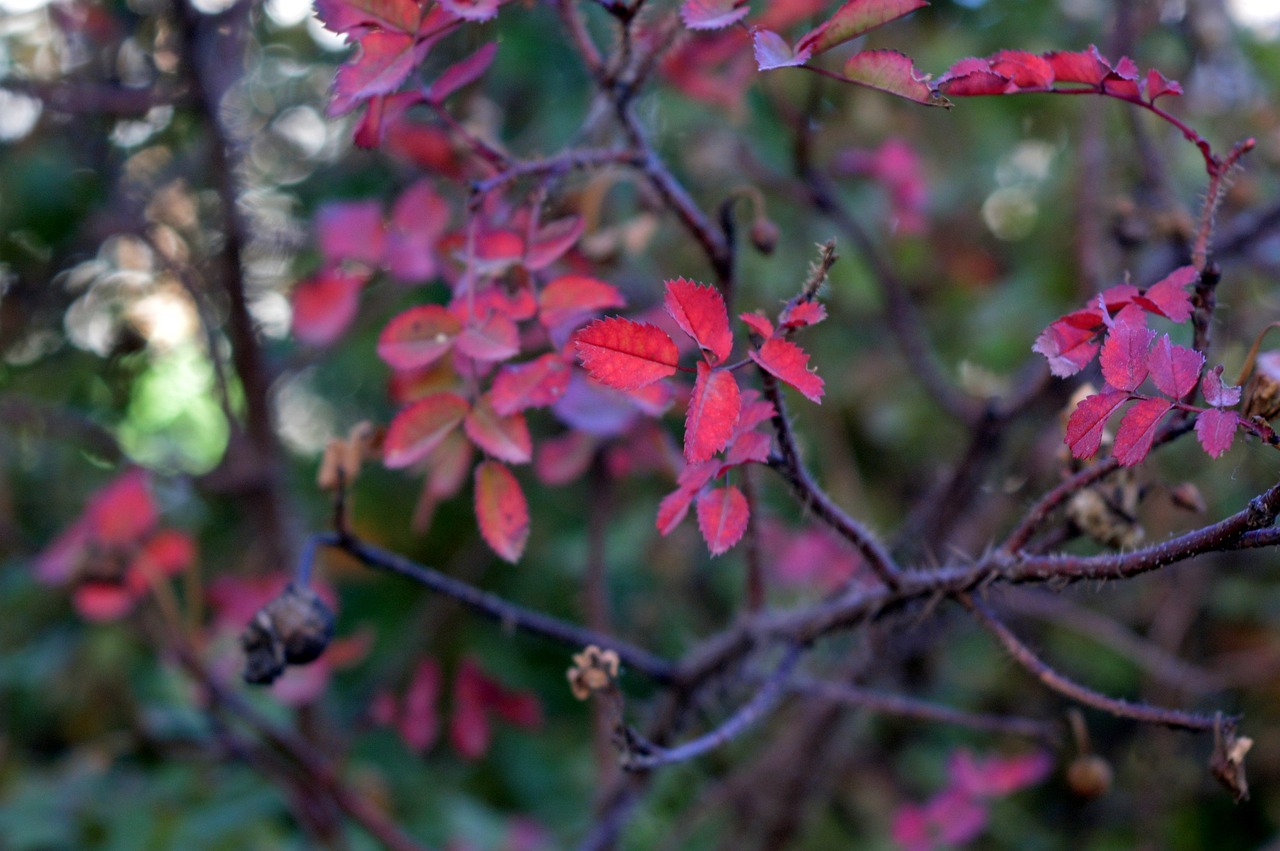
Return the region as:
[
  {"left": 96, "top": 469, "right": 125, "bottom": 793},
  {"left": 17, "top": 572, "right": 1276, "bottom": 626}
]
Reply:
[
  {"left": 664, "top": 277, "right": 733, "bottom": 365},
  {"left": 733, "top": 390, "right": 777, "bottom": 436},
  {"left": 490, "top": 354, "right": 571, "bottom": 414},
  {"left": 657, "top": 486, "right": 698, "bottom": 536},
  {"left": 795, "top": 0, "right": 928, "bottom": 57},
  {"left": 74, "top": 583, "right": 136, "bottom": 622},
  {"left": 313, "top": 0, "right": 420, "bottom": 35},
  {"left": 450, "top": 660, "right": 492, "bottom": 759},
  {"left": 385, "top": 180, "right": 449, "bottom": 282},
  {"left": 384, "top": 392, "right": 469, "bottom": 469},
  {"left": 1098, "top": 319, "right": 1155, "bottom": 392},
  {"left": 574, "top": 318, "right": 680, "bottom": 390},
  {"left": 724, "top": 430, "right": 771, "bottom": 466},
  {"left": 131, "top": 529, "right": 195, "bottom": 581},
  {"left": 425, "top": 42, "right": 498, "bottom": 103},
  {"left": 88, "top": 469, "right": 157, "bottom": 547},
  {"left": 539, "top": 275, "right": 625, "bottom": 346},
  {"left": 696, "top": 486, "right": 749, "bottom": 556},
  {"left": 398, "top": 659, "right": 442, "bottom": 752},
  {"left": 949, "top": 749, "right": 1053, "bottom": 797},
  {"left": 753, "top": 29, "right": 812, "bottom": 71},
  {"left": 685, "top": 362, "right": 741, "bottom": 463},
  {"left": 525, "top": 216, "right": 585, "bottom": 271},
  {"left": 291, "top": 269, "right": 365, "bottom": 346},
  {"left": 1114, "top": 397, "right": 1172, "bottom": 466},
  {"left": 377, "top": 305, "right": 461, "bottom": 370},
  {"left": 474, "top": 461, "right": 529, "bottom": 562},
  {"left": 750, "top": 337, "right": 825, "bottom": 402},
  {"left": 1144, "top": 68, "right": 1183, "bottom": 101},
  {"left": 680, "top": 0, "right": 749, "bottom": 30},
  {"left": 990, "top": 49, "right": 1054, "bottom": 88},
  {"left": 842, "top": 50, "right": 945, "bottom": 106},
  {"left": 779, "top": 301, "right": 827, "bottom": 328},
  {"left": 455, "top": 309, "right": 520, "bottom": 362},
  {"left": 1064, "top": 390, "right": 1128, "bottom": 459},
  {"left": 937, "top": 68, "right": 1012, "bottom": 97},
  {"left": 1032, "top": 317, "right": 1100, "bottom": 377},
  {"left": 465, "top": 395, "right": 533, "bottom": 464},
  {"left": 1147, "top": 335, "right": 1204, "bottom": 399},
  {"left": 1196, "top": 408, "right": 1239, "bottom": 458},
  {"left": 739, "top": 311, "right": 775, "bottom": 338},
  {"left": 1202, "top": 365, "right": 1242, "bottom": 408},
  {"left": 316, "top": 200, "right": 386, "bottom": 266},
  {"left": 534, "top": 431, "right": 598, "bottom": 486},
  {"left": 332, "top": 31, "right": 420, "bottom": 108}
]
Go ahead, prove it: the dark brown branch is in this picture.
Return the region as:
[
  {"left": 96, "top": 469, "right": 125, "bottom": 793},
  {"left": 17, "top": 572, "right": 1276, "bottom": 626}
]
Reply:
[
  {"left": 622, "top": 645, "right": 800, "bottom": 771},
  {"left": 318, "top": 533, "right": 677, "bottom": 683},
  {"left": 788, "top": 675, "right": 1057, "bottom": 742},
  {"left": 962, "top": 594, "right": 1228, "bottom": 732},
  {"left": 760, "top": 374, "right": 901, "bottom": 589}
]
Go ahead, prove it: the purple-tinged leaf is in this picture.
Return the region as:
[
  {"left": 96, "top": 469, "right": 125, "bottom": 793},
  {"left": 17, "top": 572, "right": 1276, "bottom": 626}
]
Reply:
[
  {"left": 1065, "top": 390, "right": 1128, "bottom": 459},
  {"left": 1196, "top": 408, "right": 1239, "bottom": 458},
  {"left": 680, "top": 0, "right": 749, "bottom": 30},
  {"left": 753, "top": 29, "right": 812, "bottom": 71},
  {"left": 842, "top": 50, "right": 946, "bottom": 106},
  {"left": 1147, "top": 335, "right": 1204, "bottom": 399},
  {"left": 795, "top": 0, "right": 928, "bottom": 58},
  {"left": 1202, "top": 365, "right": 1242, "bottom": 408},
  {"left": 1135, "top": 266, "right": 1197, "bottom": 323},
  {"left": 1114, "top": 397, "right": 1172, "bottom": 466},
  {"left": 1099, "top": 319, "right": 1155, "bottom": 392},
  {"left": 425, "top": 42, "right": 498, "bottom": 103}
]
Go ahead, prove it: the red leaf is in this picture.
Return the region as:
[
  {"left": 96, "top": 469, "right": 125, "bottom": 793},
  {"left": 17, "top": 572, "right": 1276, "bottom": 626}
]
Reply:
[
  {"left": 1135, "top": 265, "right": 1196, "bottom": 323},
  {"left": 1032, "top": 317, "right": 1100, "bottom": 377},
  {"left": 490, "top": 354, "right": 571, "bottom": 414},
  {"left": 1196, "top": 408, "right": 1239, "bottom": 459},
  {"left": 131, "top": 529, "right": 195, "bottom": 580},
  {"left": 1144, "top": 68, "right": 1182, "bottom": 101},
  {"left": 1102, "top": 55, "right": 1141, "bottom": 98},
  {"left": 753, "top": 29, "right": 812, "bottom": 71},
  {"left": 314, "top": 0, "right": 419, "bottom": 36},
  {"left": 1044, "top": 46, "right": 1111, "bottom": 85},
  {"left": 474, "top": 461, "right": 529, "bottom": 562},
  {"left": 750, "top": 337, "right": 825, "bottom": 402},
  {"left": 574, "top": 318, "right": 679, "bottom": 390},
  {"left": 685, "top": 363, "right": 741, "bottom": 463},
  {"left": 425, "top": 42, "right": 497, "bottom": 103},
  {"left": 438, "top": 0, "right": 498, "bottom": 21},
  {"left": 1202, "top": 365, "right": 1243, "bottom": 408},
  {"left": 1098, "top": 319, "right": 1155, "bottom": 392},
  {"left": 450, "top": 661, "right": 491, "bottom": 759},
  {"left": 680, "top": 0, "right": 749, "bottom": 30},
  {"left": 795, "top": 0, "right": 928, "bottom": 57},
  {"left": 385, "top": 180, "right": 449, "bottom": 282},
  {"left": 539, "top": 275, "right": 625, "bottom": 346},
  {"left": 534, "top": 431, "right": 598, "bottom": 486},
  {"left": 779, "top": 301, "right": 827, "bottom": 328},
  {"left": 733, "top": 390, "right": 777, "bottom": 436},
  {"left": 398, "top": 659, "right": 441, "bottom": 752},
  {"left": 74, "top": 583, "right": 135, "bottom": 622},
  {"left": 657, "top": 486, "right": 698, "bottom": 536},
  {"left": 316, "top": 200, "right": 385, "bottom": 266},
  {"left": 739, "top": 311, "right": 775, "bottom": 338},
  {"left": 1114, "top": 397, "right": 1172, "bottom": 466},
  {"left": 384, "top": 392, "right": 469, "bottom": 469},
  {"left": 525, "top": 216, "right": 585, "bottom": 271},
  {"left": 1147, "top": 335, "right": 1204, "bottom": 399},
  {"left": 937, "top": 68, "right": 1011, "bottom": 97},
  {"left": 377, "top": 305, "right": 461, "bottom": 370},
  {"left": 1064, "top": 390, "right": 1128, "bottom": 459},
  {"left": 88, "top": 469, "right": 157, "bottom": 547},
  {"left": 492, "top": 689, "right": 541, "bottom": 728},
  {"left": 990, "top": 50, "right": 1054, "bottom": 88},
  {"left": 331, "top": 31, "right": 422, "bottom": 112},
  {"left": 695, "top": 486, "right": 749, "bottom": 556},
  {"left": 843, "top": 49, "right": 946, "bottom": 106},
  {"left": 465, "top": 395, "right": 532, "bottom": 464},
  {"left": 664, "top": 277, "right": 733, "bottom": 364},
  {"left": 724, "top": 430, "right": 771, "bottom": 466},
  {"left": 291, "top": 269, "right": 365, "bottom": 346},
  {"left": 455, "top": 309, "right": 520, "bottom": 362}
]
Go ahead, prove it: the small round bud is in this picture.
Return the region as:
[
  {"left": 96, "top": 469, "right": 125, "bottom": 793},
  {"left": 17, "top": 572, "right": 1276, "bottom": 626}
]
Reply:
[
  {"left": 1067, "top": 754, "right": 1113, "bottom": 799},
  {"left": 241, "top": 610, "right": 287, "bottom": 685},
  {"left": 749, "top": 218, "right": 779, "bottom": 255}
]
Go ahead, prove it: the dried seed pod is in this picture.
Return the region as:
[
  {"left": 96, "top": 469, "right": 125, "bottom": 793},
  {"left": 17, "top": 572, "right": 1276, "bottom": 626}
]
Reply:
[
  {"left": 240, "top": 583, "right": 335, "bottom": 685},
  {"left": 1067, "top": 754, "right": 1113, "bottom": 798},
  {"left": 1242, "top": 350, "right": 1280, "bottom": 422},
  {"left": 1066, "top": 469, "right": 1144, "bottom": 549},
  {"left": 567, "top": 645, "right": 620, "bottom": 700}
]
